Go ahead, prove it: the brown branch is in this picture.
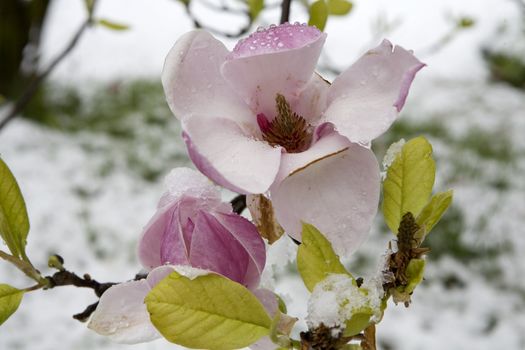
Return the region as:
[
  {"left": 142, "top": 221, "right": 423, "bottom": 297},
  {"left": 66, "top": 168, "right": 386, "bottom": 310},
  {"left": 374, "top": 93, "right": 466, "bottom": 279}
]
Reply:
[
  {"left": 73, "top": 301, "right": 99, "bottom": 322},
  {"left": 45, "top": 270, "right": 116, "bottom": 298},
  {"left": 361, "top": 324, "right": 377, "bottom": 350},
  {"left": 197, "top": 0, "right": 246, "bottom": 15},
  {"left": 0, "top": 0, "right": 98, "bottom": 131},
  {"left": 280, "top": 0, "right": 292, "bottom": 24},
  {"left": 231, "top": 194, "right": 247, "bottom": 214},
  {"left": 183, "top": 2, "right": 252, "bottom": 38}
]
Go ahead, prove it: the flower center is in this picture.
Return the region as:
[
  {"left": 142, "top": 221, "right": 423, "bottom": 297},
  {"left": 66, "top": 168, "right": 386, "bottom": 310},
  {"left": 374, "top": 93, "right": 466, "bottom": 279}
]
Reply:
[{"left": 257, "top": 94, "right": 313, "bottom": 153}]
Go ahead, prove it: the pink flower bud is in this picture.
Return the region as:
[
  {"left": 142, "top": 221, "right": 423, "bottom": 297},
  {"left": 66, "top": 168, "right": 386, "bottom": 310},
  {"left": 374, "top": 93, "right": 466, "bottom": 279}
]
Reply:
[{"left": 138, "top": 168, "right": 265, "bottom": 289}]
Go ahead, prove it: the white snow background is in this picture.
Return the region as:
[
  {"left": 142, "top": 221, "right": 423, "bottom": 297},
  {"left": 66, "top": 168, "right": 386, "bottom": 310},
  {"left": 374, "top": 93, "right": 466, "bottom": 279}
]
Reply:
[{"left": 1, "top": 0, "right": 525, "bottom": 349}]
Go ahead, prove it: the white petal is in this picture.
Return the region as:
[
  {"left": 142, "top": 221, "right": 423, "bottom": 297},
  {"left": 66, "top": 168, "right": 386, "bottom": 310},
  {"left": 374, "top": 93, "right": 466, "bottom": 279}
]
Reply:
[
  {"left": 158, "top": 167, "right": 221, "bottom": 208},
  {"left": 162, "top": 30, "right": 253, "bottom": 125},
  {"left": 271, "top": 144, "right": 380, "bottom": 257},
  {"left": 221, "top": 33, "right": 326, "bottom": 119},
  {"left": 323, "top": 40, "right": 425, "bottom": 144},
  {"left": 273, "top": 129, "right": 351, "bottom": 186},
  {"left": 88, "top": 280, "right": 159, "bottom": 344},
  {"left": 293, "top": 73, "right": 331, "bottom": 123},
  {"left": 183, "top": 116, "right": 282, "bottom": 194}
]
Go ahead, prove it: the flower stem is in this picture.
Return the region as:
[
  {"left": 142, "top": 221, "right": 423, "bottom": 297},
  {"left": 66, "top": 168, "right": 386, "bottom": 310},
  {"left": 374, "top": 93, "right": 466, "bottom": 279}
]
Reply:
[{"left": 280, "top": 0, "right": 292, "bottom": 24}]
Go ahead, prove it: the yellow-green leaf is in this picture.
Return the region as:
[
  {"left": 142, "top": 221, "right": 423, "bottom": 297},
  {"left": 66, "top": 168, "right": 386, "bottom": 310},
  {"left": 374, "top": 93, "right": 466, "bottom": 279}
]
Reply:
[
  {"left": 0, "top": 158, "right": 29, "bottom": 258},
  {"left": 343, "top": 311, "right": 373, "bottom": 337},
  {"left": 391, "top": 259, "right": 426, "bottom": 305},
  {"left": 97, "top": 19, "right": 130, "bottom": 31},
  {"left": 297, "top": 223, "right": 352, "bottom": 292},
  {"left": 403, "top": 259, "right": 425, "bottom": 294},
  {"left": 0, "top": 284, "right": 24, "bottom": 326},
  {"left": 383, "top": 137, "right": 435, "bottom": 234},
  {"left": 327, "top": 0, "right": 353, "bottom": 15},
  {"left": 308, "top": 0, "right": 328, "bottom": 31},
  {"left": 416, "top": 190, "right": 453, "bottom": 242},
  {"left": 146, "top": 272, "right": 271, "bottom": 350},
  {"left": 247, "top": 0, "right": 264, "bottom": 20}
]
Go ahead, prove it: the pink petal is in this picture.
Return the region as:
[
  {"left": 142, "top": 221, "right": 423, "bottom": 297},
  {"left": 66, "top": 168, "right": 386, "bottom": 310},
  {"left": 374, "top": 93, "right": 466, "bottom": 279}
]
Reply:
[
  {"left": 138, "top": 196, "right": 203, "bottom": 270},
  {"left": 189, "top": 210, "right": 251, "bottom": 285},
  {"left": 159, "top": 202, "right": 191, "bottom": 266},
  {"left": 87, "top": 280, "right": 159, "bottom": 344},
  {"left": 230, "top": 23, "right": 322, "bottom": 59},
  {"left": 214, "top": 212, "right": 267, "bottom": 289},
  {"left": 271, "top": 144, "right": 380, "bottom": 257},
  {"left": 162, "top": 30, "right": 253, "bottom": 125},
  {"left": 221, "top": 25, "right": 326, "bottom": 118},
  {"left": 272, "top": 128, "right": 351, "bottom": 186},
  {"left": 252, "top": 288, "right": 278, "bottom": 316},
  {"left": 323, "top": 40, "right": 425, "bottom": 144},
  {"left": 137, "top": 203, "right": 174, "bottom": 269},
  {"left": 182, "top": 116, "right": 282, "bottom": 194}
]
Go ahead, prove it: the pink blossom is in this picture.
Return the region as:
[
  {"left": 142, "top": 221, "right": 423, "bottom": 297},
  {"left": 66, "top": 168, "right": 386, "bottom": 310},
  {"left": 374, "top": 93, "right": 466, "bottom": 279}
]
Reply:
[
  {"left": 162, "top": 23, "right": 424, "bottom": 256},
  {"left": 88, "top": 168, "right": 266, "bottom": 343}
]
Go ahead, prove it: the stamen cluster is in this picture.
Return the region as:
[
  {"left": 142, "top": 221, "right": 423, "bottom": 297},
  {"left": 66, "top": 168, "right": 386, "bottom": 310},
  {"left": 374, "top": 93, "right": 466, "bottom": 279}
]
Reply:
[{"left": 259, "top": 94, "right": 313, "bottom": 153}]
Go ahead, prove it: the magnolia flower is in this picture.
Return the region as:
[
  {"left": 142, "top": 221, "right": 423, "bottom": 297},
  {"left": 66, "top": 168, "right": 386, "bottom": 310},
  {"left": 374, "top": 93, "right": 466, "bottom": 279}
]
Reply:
[
  {"left": 88, "top": 168, "right": 266, "bottom": 343},
  {"left": 162, "top": 23, "right": 424, "bottom": 256}
]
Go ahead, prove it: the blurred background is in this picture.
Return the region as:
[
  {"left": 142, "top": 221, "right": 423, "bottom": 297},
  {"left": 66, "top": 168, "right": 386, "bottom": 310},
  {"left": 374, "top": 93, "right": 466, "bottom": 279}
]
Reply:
[{"left": 0, "top": 0, "right": 524, "bottom": 349}]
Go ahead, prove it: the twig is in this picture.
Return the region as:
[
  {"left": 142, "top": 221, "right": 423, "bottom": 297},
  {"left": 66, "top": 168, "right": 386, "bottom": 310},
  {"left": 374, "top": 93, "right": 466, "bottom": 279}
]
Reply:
[
  {"left": 231, "top": 194, "right": 247, "bottom": 214},
  {"left": 0, "top": 0, "right": 99, "bottom": 131},
  {"left": 73, "top": 301, "right": 99, "bottom": 322},
  {"left": 45, "top": 270, "right": 116, "bottom": 297},
  {"left": 361, "top": 324, "right": 377, "bottom": 350},
  {"left": 280, "top": 0, "right": 292, "bottom": 24},
  {"left": 198, "top": 0, "right": 246, "bottom": 15},
  {"left": 0, "top": 250, "right": 42, "bottom": 282},
  {"left": 183, "top": 2, "right": 252, "bottom": 38}
]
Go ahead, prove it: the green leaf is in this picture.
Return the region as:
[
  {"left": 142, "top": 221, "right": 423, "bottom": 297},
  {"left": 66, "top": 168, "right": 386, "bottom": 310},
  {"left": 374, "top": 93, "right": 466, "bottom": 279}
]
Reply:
[
  {"left": 97, "top": 19, "right": 130, "bottom": 31},
  {"left": 308, "top": 0, "right": 328, "bottom": 31},
  {"left": 327, "top": 0, "right": 353, "bottom": 15},
  {"left": 297, "top": 223, "right": 352, "bottom": 292},
  {"left": 276, "top": 294, "right": 287, "bottom": 314},
  {"left": 391, "top": 259, "right": 426, "bottom": 305},
  {"left": 0, "top": 284, "right": 24, "bottom": 326},
  {"left": 403, "top": 259, "right": 425, "bottom": 294},
  {"left": 383, "top": 136, "right": 436, "bottom": 234},
  {"left": 0, "top": 158, "right": 29, "bottom": 258},
  {"left": 146, "top": 272, "right": 271, "bottom": 350},
  {"left": 415, "top": 190, "right": 453, "bottom": 242},
  {"left": 343, "top": 311, "right": 372, "bottom": 337},
  {"left": 247, "top": 0, "right": 264, "bottom": 20}
]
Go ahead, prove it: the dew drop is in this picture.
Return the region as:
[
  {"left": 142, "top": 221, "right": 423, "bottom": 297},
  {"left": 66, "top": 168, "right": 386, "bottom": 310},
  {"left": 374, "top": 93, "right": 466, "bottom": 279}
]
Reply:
[{"left": 277, "top": 42, "right": 284, "bottom": 48}]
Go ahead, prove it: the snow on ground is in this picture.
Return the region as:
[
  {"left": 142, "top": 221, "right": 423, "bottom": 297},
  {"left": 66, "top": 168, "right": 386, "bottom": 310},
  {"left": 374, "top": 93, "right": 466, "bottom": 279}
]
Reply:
[{"left": 1, "top": 0, "right": 525, "bottom": 349}]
